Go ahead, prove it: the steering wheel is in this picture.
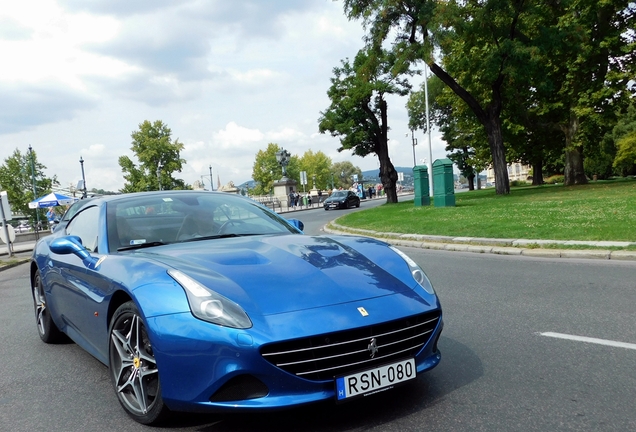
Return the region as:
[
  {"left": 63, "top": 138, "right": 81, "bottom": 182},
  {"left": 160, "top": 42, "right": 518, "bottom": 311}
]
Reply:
[{"left": 218, "top": 219, "right": 247, "bottom": 234}]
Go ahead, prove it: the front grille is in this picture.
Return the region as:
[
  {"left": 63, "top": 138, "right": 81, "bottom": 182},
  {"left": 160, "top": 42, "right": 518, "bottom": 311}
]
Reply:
[{"left": 260, "top": 311, "right": 440, "bottom": 381}]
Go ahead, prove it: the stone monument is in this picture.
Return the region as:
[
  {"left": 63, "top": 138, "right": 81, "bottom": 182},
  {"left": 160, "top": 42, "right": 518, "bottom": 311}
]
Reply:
[{"left": 272, "top": 149, "right": 297, "bottom": 207}]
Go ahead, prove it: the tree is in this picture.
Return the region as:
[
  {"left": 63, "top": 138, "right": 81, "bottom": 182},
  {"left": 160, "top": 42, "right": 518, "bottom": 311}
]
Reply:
[
  {"left": 331, "top": 161, "right": 363, "bottom": 190},
  {"left": 536, "top": 0, "right": 636, "bottom": 185},
  {"left": 319, "top": 48, "right": 411, "bottom": 203},
  {"left": 0, "top": 148, "right": 58, "bottom": 223},
  {"left": 408, "top": 74, "right": 489, "bottom": 190},
  {"left": 343, "top": 0, "right": 546, "bottom": 195},
  {"left": 298, "top": 150, "right": 332, "bottom": 191},
  {"left": 119, "top": 120, "right": 188, "bottom": 193},
  {"left": 251, "top": 143, "right": 300, "bottom": 195},
  {"left": 611, "top": 103, "right": 636, "bottom": 176}
]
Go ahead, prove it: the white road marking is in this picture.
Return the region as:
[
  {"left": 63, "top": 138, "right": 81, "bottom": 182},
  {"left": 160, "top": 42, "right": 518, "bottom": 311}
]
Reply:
[{"left": 539, "top": 332, "right": 636, "bottom": 350}]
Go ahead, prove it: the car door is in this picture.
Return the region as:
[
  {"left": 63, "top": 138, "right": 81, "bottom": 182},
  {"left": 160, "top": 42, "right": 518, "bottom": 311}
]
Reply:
[
  {"left": 347, "top": 191, "right": 357, "bottom": 207},
  {"left": 49, "top": 205, "right": 104, "bottom": 349}
]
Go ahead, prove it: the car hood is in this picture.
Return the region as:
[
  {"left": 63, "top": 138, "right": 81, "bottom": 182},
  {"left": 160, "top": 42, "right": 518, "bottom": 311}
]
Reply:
[{"left": 134, "top": 234, "right": 419, "bottom": 316}]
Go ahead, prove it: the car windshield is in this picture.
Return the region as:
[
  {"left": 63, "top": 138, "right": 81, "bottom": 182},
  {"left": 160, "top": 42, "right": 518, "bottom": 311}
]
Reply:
[
  {"left": 331, "top": 191, "right": 347, "bottom": 197},
  {"left": 106, "top": 192, "right": 299, "bottom": 252}
]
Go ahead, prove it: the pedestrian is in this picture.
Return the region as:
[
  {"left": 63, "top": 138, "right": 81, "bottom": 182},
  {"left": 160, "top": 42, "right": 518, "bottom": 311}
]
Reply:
[
  {"left": 289, "top": 189, "right": 295, "bottom": 209},
  {"left": 46, "top": 207, "right": 56, "bottom": 223}
]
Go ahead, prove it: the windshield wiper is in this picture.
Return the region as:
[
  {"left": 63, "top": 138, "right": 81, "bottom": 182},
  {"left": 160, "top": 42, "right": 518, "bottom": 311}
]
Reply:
[
  {"left": 179, "top": 233, "right": 263, "bottom": 243},
  {"left": 117, "top": 241, "right": 167, "bottom": 251}
]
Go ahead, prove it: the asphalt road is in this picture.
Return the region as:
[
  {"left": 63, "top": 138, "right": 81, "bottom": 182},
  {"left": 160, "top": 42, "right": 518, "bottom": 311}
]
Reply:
[{"left": 1, "top": 199, "right": 635, "bottom": 431}]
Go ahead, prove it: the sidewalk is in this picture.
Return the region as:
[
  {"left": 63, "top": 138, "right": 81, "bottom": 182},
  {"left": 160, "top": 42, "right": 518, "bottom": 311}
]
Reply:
[{"left": 0, "top": 240, "right": 35, "bottom": 271}]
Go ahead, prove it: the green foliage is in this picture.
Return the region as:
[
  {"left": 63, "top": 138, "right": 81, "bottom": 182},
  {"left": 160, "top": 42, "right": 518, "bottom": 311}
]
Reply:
[
  {"left": 251, "top": 145, "right": 363, "bottom": 194},
  {"left": 319, "top": 48, "right": 411, "bottom": 154},
  {"left": 251, "top": 143, "right": 300, "bottom": 195},
  {"left": 0, "top": 148, "right": 58, "bottom": 222},
  {"left": 119, "top": 120, "right": 188, "bottom": 193},
  {"left": 534, "top": 0, "right": 636, "bottom": 185},
  {"left": 613, "top": 132, "right": 636, "bottom": 176},
  {"left": 584, "top": 132, "right": 616, "bottom": 179},
  {"left": 319, "top": 47, "right": 411, "bottom": 203},
  {"left": 298, "top": 150, "right": 332, "bottom": 191},
  {"left": 89, "top": 188, "right": 118, "bottom": 196},
  {"left": 343, "top": 0, "right": 636, "bottom": 191},
  {"left": 252, "top": 143, "right": 282, "bottom": 195},
  {"left": 331, "top": 161, "right": 362, "bottom": 190},
  {"left": 611, "top": 103, "right": 636, "bottom": 176},
  {"left": 544, "top": 175, "right": 565, "bottom": 184}
]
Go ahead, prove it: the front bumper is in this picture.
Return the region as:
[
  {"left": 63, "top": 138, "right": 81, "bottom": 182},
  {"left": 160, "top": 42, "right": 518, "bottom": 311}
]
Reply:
[{"left": 147, "top": 303, "right": 443, "bottom": 412}]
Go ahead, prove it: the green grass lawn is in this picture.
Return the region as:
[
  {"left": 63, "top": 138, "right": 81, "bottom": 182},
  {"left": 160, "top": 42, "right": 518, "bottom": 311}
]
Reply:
[{"left": 335, "top": 178, "right": 636, "bottom": 245}]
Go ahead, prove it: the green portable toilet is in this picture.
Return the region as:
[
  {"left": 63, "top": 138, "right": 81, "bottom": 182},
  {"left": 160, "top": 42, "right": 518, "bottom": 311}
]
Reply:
[
  {"left": 413, "top": 165, "right": 430, "bottom": 206},
  {"left": 433, "top": 158, "right": 456, "bottom": 207}
]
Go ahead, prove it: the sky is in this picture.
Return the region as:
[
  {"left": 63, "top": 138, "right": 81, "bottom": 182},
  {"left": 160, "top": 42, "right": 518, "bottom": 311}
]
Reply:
[{"left": 0, "top": 0, "right": 448, "bottom": 194}]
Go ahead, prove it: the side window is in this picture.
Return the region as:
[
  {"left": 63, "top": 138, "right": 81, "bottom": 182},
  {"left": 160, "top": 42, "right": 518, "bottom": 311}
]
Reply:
[{"left": 66, "top": 206, "right": 100, "bottom": 252}]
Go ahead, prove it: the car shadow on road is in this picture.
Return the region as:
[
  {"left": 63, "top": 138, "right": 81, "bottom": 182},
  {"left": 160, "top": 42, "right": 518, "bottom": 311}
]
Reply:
[{"left": 161, "top": 336, "right": 482, "bottom": 431}]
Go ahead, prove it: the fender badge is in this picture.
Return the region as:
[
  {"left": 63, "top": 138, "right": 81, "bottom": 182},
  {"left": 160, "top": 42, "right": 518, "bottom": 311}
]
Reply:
[{"left": 357, "top": 307, "right": 369, "bottom": 317}]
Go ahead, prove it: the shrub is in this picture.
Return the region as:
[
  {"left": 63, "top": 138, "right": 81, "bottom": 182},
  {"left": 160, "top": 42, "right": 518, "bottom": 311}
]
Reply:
[{"left": 544, "top": 175, "right": 564, "bottom": 184}]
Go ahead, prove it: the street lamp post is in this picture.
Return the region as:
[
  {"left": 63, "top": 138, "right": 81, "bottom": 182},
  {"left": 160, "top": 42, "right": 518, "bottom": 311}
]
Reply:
[
  {"left": 275, "top": 149, "right": 291, "bottom": 180},
  {"left": 79, "top": 156, "right": 87, "bottom": 198},
  {"left": 423, "top": 62, "right": 434, "bottom": 198},
  {"left": 157, "top": 161, "right": 163, "bottom": 191},
  {"left": 209, "top": 165, "right": 214, "bottom": 191},
  {"left": 407, "top": 130, "right": 417, "bottom": 167},
  {"left": 28, "top": 145, "right": 40, "bottom": 239}
]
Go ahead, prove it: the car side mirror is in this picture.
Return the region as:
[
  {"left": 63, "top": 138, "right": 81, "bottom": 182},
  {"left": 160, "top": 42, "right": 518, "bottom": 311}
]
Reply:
[
  {"left": 286, "top": 219, "right": 304, "bottom": 232},
  {"left": 50, "top": 236, "right": 100, "bottom": 270}
]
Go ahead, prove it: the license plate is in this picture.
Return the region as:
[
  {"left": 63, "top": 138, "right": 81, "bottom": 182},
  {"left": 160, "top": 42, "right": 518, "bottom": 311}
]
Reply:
[{"left": 335, "top": 358, "right": 416, "bottom": 401}]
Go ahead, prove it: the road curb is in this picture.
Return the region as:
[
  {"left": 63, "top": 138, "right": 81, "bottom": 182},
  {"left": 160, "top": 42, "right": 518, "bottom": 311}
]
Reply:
[
  {"left": 0, "top": 259, "right": 30, "bottom": 272},
  {"left": 324, "top": 222, "right": 636, "bottom": 261}
]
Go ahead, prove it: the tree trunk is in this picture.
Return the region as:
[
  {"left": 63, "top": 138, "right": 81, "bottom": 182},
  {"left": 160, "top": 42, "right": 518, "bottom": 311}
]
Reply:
[
  {"left": 561, "top": 113, "right": 588, "bottom": 185},
  {"left": 532, "top": 158, "right": 544, "bottom": 185},
  {"left": 484, "top": 112, "right": 510, "bottom": 195},
  {"left": 376, "top": 98, "right": 399, "bottom": 203},
  {"left": 378, "top": 157, "right": 398, "bottom": 203},
  {"left": 429, "top": 62, "right": 510, "bottom": 195},
  {"left": 467, "top": 173, "right": 475, "bottom": 190},
  {"left": 564, "top": 147, "right": 587, "bottom": 185}
]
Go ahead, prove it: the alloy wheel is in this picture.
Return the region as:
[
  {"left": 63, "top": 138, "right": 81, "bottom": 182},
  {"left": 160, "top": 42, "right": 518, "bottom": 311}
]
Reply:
[{"left": 109, "top": 308, "right": 160, "bottom": 417}]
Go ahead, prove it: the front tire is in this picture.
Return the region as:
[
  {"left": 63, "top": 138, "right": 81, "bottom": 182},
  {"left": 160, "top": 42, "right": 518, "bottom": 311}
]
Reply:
[
  {"left": 32, "top": 269, "right": 66, "bottom": 343},
  {"left": 109, "top": 301, "right": 169, "bottom": 425}
]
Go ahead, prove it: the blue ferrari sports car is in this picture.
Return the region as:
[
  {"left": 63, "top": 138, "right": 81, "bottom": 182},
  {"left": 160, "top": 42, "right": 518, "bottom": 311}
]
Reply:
[{"left": 30, "top": 191, "right": 443, "bottom": 424}]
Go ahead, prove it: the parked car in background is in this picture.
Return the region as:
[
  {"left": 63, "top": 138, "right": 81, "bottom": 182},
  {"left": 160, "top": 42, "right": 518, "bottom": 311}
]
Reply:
[
  {"left": 323, "top": 190, "right": 361, "bottom": 210},
  {"left": 30, "top": 190, "right": 443, "bottom": 425},
  {"left": 14, "top": 221, "right": 31, "bottom": 233}
]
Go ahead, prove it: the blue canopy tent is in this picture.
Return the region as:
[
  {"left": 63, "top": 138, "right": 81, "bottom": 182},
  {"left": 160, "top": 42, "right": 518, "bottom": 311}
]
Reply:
[{"left": 28, "top": 192, "right": 76, "bottom": 209}]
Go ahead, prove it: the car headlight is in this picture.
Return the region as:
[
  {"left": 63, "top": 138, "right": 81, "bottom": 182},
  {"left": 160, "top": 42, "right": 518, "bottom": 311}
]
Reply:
[
  {"left": 168, "top": 270, "right": 252, "bottom": 329},
  {"left": 389, "top": 246, "right": 436, "bottom": 295}
]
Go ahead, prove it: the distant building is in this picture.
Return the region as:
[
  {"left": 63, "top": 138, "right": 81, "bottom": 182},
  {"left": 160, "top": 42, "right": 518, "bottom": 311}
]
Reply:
[{"left": 486, "top": 163, "right": 531, "bottom": 184}]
